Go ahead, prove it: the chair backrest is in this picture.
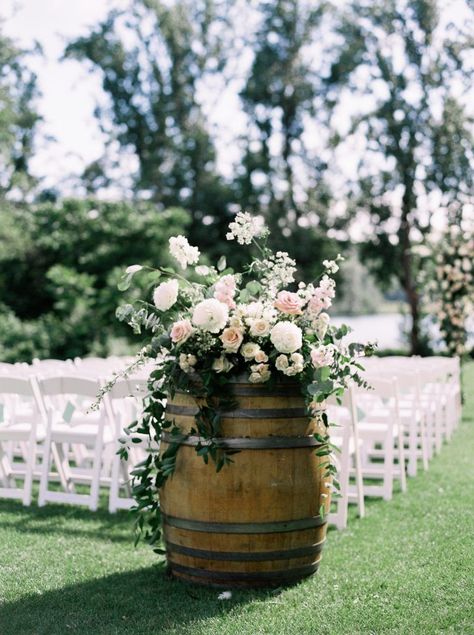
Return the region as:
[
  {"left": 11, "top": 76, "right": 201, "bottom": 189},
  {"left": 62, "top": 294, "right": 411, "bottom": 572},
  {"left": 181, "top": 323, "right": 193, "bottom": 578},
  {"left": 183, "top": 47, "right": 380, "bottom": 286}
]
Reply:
[
  {"left": 35, "top": 375, "right": 103, "bottom": 425},
  {"left": 102, "top": 378, "right": 148, "bottom": 432},
  {"left": 0, "top": 375, "right": 40, "bottom": 426}
]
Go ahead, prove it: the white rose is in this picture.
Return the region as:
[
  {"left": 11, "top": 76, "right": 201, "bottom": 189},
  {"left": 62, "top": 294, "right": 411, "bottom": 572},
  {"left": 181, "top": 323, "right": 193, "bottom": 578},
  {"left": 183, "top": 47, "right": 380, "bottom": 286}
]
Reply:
[
  {"left": 290, "top": 353, "right": 304, "bottom": 365},
  {"left": 192, "top": 299, "right": 229, "bottom": 333},
  {"left": 153, "top": 279, "right": 179, "bottom": 311},
  {"left": 249, "top": 318, "right": 271, "bottom": 337},
  {"left": 241, "top": 342, "right": 261, "bottom": 360},
  {"left": 254, "top": 350, "right": 268, "bottom": 363},
  {"left": 249, "top": 363, "right": 271, "bottom": 383},
  {"left": 212, "top": 355, "right": 234, "bottom": 374},
  {"left": 270, "top": 322, "right": 303, "bottom": 354},
  {"left": 275, "top": 354, "right": 289, "bottom": 371},
  {"left": 229, "top": 316, "right": 244, "bottom": 329},
  {"left": 243, "top": 302, "right": 263, "bottom": 319}
]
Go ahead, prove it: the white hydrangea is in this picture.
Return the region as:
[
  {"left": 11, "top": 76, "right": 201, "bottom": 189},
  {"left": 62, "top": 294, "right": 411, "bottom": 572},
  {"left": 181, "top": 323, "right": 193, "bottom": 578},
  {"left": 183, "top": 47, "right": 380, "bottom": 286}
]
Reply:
[
  {"left": 192, "top": 299, "right": 228, "bottom": 333},
  {"left": 226, "top": 211, "right": 267, "bottom": 245},
  {"left": 169, "top": 235, "right": 200, "bottom": 270},
  {"left": 153, "top": 279, "right": 179, "bottom": 311},
  {"left": 270, "top": 322, "right": 302, "bottom": 354}
]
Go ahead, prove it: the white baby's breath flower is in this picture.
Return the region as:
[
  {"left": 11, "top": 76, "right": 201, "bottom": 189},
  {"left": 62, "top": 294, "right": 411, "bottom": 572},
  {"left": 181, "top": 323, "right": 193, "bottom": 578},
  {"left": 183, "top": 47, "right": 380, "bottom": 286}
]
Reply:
[
  {"left": 323, "top": 259, "right": 339, "bottom": 274},
  {"left": 169, "top": 235, "right": 200, "bottom": 270},
  {"left": 270, "top": 322, "right": 302, "bottom": 354},
  {"left": 153, "top": 279, "right": 179, "bottom": 311},
  {"left": 226, "top": 211, "right": 267, "bottom": 245},
  {"left": 192, "top": 299, "right": 228, "bottom": 333}
]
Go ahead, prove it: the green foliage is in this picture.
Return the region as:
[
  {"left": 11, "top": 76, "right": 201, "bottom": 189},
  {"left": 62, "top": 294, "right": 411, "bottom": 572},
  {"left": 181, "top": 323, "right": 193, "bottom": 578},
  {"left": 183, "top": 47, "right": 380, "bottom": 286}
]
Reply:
[
  {"left": 327, "top": 0, "right": 474, "bottom": 353},
  {"left": 64, "top": 0, "right": 234, "bottom": 258},
  {"left": 236, "top": 0, "right": 340, "bottom": 280},
  {"left": 0, "top": 200, "right": 191, "bottom": 361},
  {"left": 0, "top": 23, "right": 40, "bottom": 195}
]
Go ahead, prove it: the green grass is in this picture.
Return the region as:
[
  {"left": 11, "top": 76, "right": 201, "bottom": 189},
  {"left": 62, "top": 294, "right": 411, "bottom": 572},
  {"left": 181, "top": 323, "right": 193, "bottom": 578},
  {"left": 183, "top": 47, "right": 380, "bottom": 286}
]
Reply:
[{"left": 1, "top": 366, "right": 473, "bottom": 635}]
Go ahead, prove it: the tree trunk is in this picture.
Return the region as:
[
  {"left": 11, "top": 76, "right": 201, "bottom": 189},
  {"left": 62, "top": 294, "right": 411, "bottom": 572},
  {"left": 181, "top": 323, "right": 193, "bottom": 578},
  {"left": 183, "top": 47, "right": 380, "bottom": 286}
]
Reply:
[{"left": 399, "top": 182, "right": 422, "bottom": 356}]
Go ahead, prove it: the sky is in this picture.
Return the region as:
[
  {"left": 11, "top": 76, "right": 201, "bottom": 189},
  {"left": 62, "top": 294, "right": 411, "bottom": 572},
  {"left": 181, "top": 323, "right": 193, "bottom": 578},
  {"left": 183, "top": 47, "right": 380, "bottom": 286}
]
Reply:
[{"left": 2, "top": 0, "right": 118, "bottom": 192}]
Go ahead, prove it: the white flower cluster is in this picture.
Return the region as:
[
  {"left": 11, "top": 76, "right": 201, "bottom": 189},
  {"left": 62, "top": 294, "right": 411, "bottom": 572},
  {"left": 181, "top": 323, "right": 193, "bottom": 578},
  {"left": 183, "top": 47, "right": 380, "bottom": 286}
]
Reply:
[
  {"left": 226, "top": 211, "right": 267, "bottom": 245},
  {"left": 424, "top": 230, "right": 473, "bottom": 356},
  {"left": 260, "top": 251, "right": 297, "bottom": 295},
  {"left": 275, "top": 353, "right": 304, "bottom": 376},
  {"left": 323, "top": 254, "right": 344, "bottom": 275},
  {"left": 179, "top": 353, "right": 197, "bottom": 373},
  {"left": 141, "top": 212, "right": 353, "bottom": 388},
  {"left": 153, "top": 279, "right": 179, "bottom": 311},
  {"left": 169, "top": 235, "right": 200, "bottom": 270}
]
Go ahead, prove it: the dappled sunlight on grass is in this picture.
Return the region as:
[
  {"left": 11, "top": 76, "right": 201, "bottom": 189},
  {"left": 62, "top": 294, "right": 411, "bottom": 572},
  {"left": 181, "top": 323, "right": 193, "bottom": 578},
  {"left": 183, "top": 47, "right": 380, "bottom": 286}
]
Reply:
[{"left": 0, "top": 364, "right": 473, "bottom": 635}]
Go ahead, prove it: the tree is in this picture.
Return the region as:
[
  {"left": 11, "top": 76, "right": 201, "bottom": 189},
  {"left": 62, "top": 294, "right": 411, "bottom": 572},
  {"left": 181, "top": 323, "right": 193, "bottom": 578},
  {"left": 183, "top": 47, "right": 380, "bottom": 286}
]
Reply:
[
  {"left": 64, "top": 0, "right": 233, "bottom": 257},
  {"left": 0, "top": 23, "right": 40, "bottom": 196},
  {"left": 0, "top": 200, "right": 191, "bottom": 360},
  {"left": 236, "top": 0, "right": 342, "bottom": 279},
  {"left": 327, "top": 0, "right": 474, "bottom": 353}
]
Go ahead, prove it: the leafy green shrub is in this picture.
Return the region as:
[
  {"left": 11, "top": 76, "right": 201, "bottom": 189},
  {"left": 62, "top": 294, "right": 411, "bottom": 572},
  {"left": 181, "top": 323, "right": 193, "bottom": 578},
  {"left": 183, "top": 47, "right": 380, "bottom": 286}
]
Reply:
[{"left": 0, "top": 200, "right": 191, "bottom": 361}]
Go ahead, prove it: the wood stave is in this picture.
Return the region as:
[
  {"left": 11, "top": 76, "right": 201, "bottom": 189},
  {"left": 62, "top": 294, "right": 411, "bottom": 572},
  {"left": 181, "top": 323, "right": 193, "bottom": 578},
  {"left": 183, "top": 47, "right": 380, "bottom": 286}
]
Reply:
[{"left": 161, "top": 383, "right": 330, "bottom": 588}]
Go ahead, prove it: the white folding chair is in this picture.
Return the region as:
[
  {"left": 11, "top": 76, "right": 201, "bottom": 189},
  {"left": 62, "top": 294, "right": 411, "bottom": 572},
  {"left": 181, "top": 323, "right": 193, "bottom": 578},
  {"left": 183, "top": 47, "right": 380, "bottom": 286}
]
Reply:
[
  {"left": 103, "top": 378, "right": 150, "bottom": 513},
  {"left": 36, "top": 375, "right": 112, "bottom": 511},
  {"left": 352, "top": 377, "right": 407, "bottom": 501},
  {"left": 327, "top": 387, "right": 365, "bottom": 530},
  {"left": 0, "top": 375, "right": 43, "bottom": 505}
]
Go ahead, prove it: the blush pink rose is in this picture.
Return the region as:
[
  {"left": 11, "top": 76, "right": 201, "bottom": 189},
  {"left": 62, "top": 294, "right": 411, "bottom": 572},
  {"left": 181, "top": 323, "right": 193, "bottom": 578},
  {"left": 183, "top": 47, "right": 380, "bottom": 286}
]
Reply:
[
  {"left": 274, "top": 291, "right": 303, "bottom": 315},
  {"left": 214, "top": 275, "right": 237, "bottom": 309},
  {"left": 220, "top": 326, "right": 244, "bottom": 353},
  {"left": 170, "top": 319, "right": 194, "bottom": 345}
]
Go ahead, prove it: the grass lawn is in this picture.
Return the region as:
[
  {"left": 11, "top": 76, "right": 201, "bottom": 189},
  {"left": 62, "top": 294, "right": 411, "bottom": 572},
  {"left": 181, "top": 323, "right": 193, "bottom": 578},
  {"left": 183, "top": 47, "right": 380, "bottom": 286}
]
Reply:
[{"left": 1, "top": 364, "right": 473, "bottom": 635}]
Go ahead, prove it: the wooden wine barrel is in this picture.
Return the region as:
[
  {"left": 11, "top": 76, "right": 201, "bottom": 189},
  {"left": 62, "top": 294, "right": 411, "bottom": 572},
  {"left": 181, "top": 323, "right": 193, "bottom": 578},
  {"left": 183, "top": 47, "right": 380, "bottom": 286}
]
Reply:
[{"left": 160, "top": 378, "right": 331, "bottom": 588}]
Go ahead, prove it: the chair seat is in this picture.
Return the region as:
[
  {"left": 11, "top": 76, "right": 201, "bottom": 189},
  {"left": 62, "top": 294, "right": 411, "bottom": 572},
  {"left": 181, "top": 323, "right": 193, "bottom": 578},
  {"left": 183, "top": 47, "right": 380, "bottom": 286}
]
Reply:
[
  {"left": 50, "top": 422, "right": 113, "bottom": 445},
  {"left": 0, "top": 422, "right": 45, "bottom": 442},
  {"left": 357, "top": 422, "right": 399, "bottom": 437}
]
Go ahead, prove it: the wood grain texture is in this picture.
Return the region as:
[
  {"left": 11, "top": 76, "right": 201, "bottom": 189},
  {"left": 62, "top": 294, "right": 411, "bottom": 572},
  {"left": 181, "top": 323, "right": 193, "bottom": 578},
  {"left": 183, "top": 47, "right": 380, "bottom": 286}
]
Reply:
[{"left": 160, "top": 379, "right": 331, "bottom": 588}]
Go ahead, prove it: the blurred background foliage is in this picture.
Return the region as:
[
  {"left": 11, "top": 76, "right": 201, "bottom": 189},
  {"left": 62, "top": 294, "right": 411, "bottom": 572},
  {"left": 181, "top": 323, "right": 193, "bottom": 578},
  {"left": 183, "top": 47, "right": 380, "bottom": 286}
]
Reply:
[{"left": 0, "top": 0, "right": 473, "bottom": 361}]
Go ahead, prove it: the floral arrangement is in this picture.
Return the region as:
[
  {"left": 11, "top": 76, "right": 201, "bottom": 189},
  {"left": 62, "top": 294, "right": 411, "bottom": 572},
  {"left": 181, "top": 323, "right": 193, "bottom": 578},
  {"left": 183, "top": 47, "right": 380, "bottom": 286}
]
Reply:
[
  {"left": 420, "top": 227, "right": 473, "bottom": 357},
  {"left": 113, "top": 212, "right": 373, "bottom": 546}
]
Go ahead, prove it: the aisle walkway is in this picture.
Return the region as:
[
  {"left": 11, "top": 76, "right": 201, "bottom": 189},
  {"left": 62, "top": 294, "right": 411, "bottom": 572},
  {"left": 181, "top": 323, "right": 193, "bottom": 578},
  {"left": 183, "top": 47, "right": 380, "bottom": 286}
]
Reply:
[{"left": 0, "top": 364, "right": 473, "bottom": 635}]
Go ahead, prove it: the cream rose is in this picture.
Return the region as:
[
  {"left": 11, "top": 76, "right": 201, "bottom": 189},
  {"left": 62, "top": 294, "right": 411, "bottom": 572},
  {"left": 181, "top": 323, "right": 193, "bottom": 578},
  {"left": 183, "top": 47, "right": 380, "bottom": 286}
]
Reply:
[
  {"left": 220, "top": 327, "right": 244, "bottom": 353},
  {"left": 212, "top": 355, "right": 234, "bottom": 374},
  {"left": 274, "top": 291, "right": 303, "bottom": 315},
  {"left": 249, "top": 318, "right": 271, "bottom": 337},
  {"left": 270, "top": 322, "right": 302, "bottom": 354},
  {"left": 170, "top": 319, "right": 194, "bottom": 345},
  {"left": 241, "top": 342, "right": 261, "bottom": 360},
  {"left": 254, "top": 350, "right": 268, "bottom": 363},
  {"left": 249, "top": 363, "right": 271, "bottom": 383},
  {"left": 192, "top": 299, "right": 228, "bottom": 333},
  {"left": 275, "top": 354, "right": 289, "bottom": 372},
  {"left": 153, "top": 279, "right": 179, "bottom": 311}
]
